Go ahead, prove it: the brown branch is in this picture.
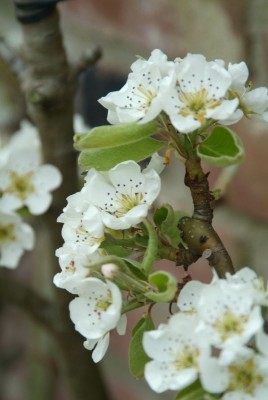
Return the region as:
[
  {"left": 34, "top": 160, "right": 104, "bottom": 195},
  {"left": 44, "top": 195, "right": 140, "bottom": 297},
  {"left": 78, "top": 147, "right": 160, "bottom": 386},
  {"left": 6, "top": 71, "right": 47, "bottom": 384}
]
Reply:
[
  {"left": 179, "top": 217, "right": 234, "bottom": 277},
  {"left": 72, "top": 45, "right": 102, "bottom": 78},
  {"left": 184, "top": 157, "right": 214, "bottom": 223},
  {"left": 178, "top": 154, "right": 235, "bottom": 277},
  {"left": 15, "top": 8, "right": 110, "bottom": 400}
]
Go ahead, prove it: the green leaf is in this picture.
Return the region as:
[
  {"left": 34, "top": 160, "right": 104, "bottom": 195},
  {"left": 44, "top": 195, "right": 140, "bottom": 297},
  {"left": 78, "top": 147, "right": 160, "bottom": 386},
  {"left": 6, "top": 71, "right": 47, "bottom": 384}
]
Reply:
[
  {"left": 123, "top": 259, "right": 147, "bottom": 280},
  {"left": 128, "top": 315, "right": 154, "bottom": 378},
  {"left": 78, "top": 137, "right": 165, "bottom": 170},
  {"left": 153, "top": 204, "right": 188, "bottom": 248},
  {"left": 145, "top": 271, "right": 177, "bottom": 302},
  {"left": 197, "top": 126, "right": 244, "bottom": 167},
  {"left": 174, "top": 380, "right": 211, "bottom": 400},
  {"left": 101, "top": 245, "right": 132, "bottom": 258},
  {"left": 74, "top": 121, "right": 158, "bottom": 150}
]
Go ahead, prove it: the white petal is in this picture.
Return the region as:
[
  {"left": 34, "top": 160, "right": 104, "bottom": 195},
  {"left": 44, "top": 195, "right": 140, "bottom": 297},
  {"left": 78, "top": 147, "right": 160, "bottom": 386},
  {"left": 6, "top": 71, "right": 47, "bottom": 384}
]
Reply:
[
  {"left": 91, "top": 333, "right": 110, "bottom": 363},
  {"left": 116, "top": 314, "right": 127, "bottom": 335},
  {"left": 101, "top": 204, "right": 148, "bottom": 229},
  {"left": 228, "top": 61, "right": 249, "bottom": 91},
  {"left": 26, "top": 192, "right": 52, "bottom": 215},
  {"left": 144, "top": 361, "right": 172, "bottom": 393},
  {"left": 200, "top": 356, "right": 229, "bottom": 393},
  {"left": 0, "top": 193, "right": 22, "bottom": 213},
  {"left": 33, "top": 164, "right": 62, "bottom": 191},
  {"left": 168, "top": 112, "right": 200, "bottom": 133},
  {"left": 144, "top": 360, "right": 197, "bottom": 393},
  {"left": 256, "top": 329, "right": 268, "bottom": 357},
  {"left": 143, "top": 328, "right": 182, "bottom": 362},
  {"left": 109, "top": 160, "right": 143, "bottom": 194},
  {"left": 244, "top": 87, "right": 268, "bottom": 114},
  {"left": 207, "top": 98, "right": 239, "bottom": 120},
  {"left": 220, "top": 109, "right": 244, "bottom": 125},
  {"left": 143, "top": 153, "right": 165, "bottom": 175},
  {"left": 8, "top": 148, "right": 40, "bottom": 172},
  {"left": 83, "top": 338, "right": 98, "bottom": 351},
  {"left": 1, "top": 244, "right": 24, "bottom": 269},
  {"left": 177, "top": 280, "right": 206, "bottom": 312}
]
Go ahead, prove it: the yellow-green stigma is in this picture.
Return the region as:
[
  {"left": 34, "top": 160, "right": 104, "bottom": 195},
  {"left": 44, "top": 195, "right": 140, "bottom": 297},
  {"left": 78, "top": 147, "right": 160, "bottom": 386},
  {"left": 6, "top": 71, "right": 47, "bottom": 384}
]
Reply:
[
  {"left": 179, "top": 88, "right": 221, "bottom": 124},
  {"left": 174, "top": 346, "right": 200, "bottom": 370},
  {"left": 115, "top": 192, "right": 144, "bottom": 217},
  {"left": 137, "top": 86, "right": 157, "bottom": 113},
  {"left": 95, "top": 291, "right": 112, "bottom": 312},
  {"left": 0, "top": 223, "right": 16, "bottom": 244},
  {"left": 213, "top": 310, "right": 247, "bottom": 341},
  {"left": 6, "top": 171, "right": 34, "bottom": 200},
  {"left": 228, "top": 358, "right": 263, "bottom": 395}
]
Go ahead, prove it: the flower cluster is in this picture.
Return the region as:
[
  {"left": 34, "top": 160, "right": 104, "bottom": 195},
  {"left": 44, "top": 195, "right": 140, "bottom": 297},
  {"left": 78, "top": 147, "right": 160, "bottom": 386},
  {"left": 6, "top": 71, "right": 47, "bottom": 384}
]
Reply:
[
  {"left": 0, "top": 120, "right": 62, "bottom": 268},
  {"left": 55, "top": 49, "right": 268, "bottom": 397},
  {"left": 143, "top": 267, "right": 268, "bottom": 398},
  {"left": 99, "top": 50, "right": 268, "bottom": 133},
  {"left": 54, "top": 157, "right": 163, "bottom": 361}
]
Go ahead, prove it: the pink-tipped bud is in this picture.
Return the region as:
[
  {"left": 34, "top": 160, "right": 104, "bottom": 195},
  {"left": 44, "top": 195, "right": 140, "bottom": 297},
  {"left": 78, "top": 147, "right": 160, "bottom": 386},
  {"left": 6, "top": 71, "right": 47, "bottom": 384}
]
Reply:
[{"left": 101, "top": 263, "right": 118, "bottom": 279}]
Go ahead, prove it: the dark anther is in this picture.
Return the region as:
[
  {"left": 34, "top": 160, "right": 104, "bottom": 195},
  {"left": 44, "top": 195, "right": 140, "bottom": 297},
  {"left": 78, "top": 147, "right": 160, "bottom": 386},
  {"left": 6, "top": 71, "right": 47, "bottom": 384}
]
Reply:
[{"left": 199, "top": 235, "right": 209, "bottom": 244}]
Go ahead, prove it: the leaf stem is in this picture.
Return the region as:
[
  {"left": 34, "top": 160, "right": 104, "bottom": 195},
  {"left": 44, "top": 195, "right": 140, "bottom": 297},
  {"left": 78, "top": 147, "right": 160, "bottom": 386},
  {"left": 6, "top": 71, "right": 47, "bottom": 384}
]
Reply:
[{"left": 141, "top": 218, "right": 158, "bottom": 275}]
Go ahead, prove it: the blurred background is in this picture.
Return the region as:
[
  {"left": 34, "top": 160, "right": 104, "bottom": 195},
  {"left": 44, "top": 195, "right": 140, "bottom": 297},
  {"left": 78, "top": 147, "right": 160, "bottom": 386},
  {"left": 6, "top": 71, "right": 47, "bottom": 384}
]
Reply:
[{"left": 1, "top": 0, "right": 268, "bottom": 399}]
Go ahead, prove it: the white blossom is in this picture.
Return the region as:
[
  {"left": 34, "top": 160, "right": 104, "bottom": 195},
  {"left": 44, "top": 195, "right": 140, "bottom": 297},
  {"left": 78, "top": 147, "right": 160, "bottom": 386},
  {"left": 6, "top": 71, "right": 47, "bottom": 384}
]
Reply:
[
  {"left": 53, "top": 244, "right": 102, "bottom": 294},
  {"left": 164, "top": 53, "right": 239, "bottom": 133},
  {"left": 226, "top": 267, "right": 268, "bottom": 306},
  {"left": 99, "top": 49, "right": 174, "bottom": 124},
  {"left": 200, "top": 348, "right": 268, "bottom": 399},
  {"left": 0, "top": 211, "right": 35, "bottom": 269},
  {"left": 196, "top": 278, "right": 263, "bottom": 364},
  {"left": 57, "top": 191, "right": 90, "bottom": 228},
  {"left": 227, "top": 61, "right": 268, "bottom": 123},
  {"left": 69, "top": 278, "right": 123, "bottom": 340},
  {"left": 143, "top": 313, "right": 207, "bottom": 393},
  {"left": 61, "top": 204, "right": 105, "bottom": 255},
  {"left": 69, "top": 278, "right": 126, "bottom": 362},
  {"left": 131, "top": 49, "right": 174, "bottom": 77},
  {"left": 0, "top": 120, "right": 41, "bottom": 169},
  {"left": 83, "top": 314, "right": 127, "bottom": 363},
  {"left": 0, "top": 148, "right": 62, "bottom": 215},
  {"left": 82, "top": 160, "right": 161, "bottom": 229}
]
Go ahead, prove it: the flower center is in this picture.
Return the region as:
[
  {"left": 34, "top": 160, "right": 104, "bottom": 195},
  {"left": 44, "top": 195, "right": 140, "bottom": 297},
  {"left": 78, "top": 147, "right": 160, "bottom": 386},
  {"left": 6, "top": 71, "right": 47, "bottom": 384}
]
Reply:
[
  {"left": 6, "top": 171, "right": 35, "bottom": 200},
  {"left": 115, "top": 192, "right": 145, "bottom": 217},
  {"left": 95, "top": 291, "right": 112, "bottom": 312},
  {"left": 0, "top": 223, "right": 16, "bottom": 245},
  {"left": 228, "top": 358, "right": 263, "bottom": 395},
  {"left": 65, "top": 260, "right": 76, "bottom": 274},
  {"left": 174, "top": 346, "right": 200, "bottom": 370},
  {"left": 213, "top": 310, "right": 247, "bottom": 341},
  {"left": 178, "top": 88, "right": 221, "bottom": 124},
  {"left": 76, "top": 225, "right": 104, "bottom": 247},
  {"left": 137, "top": 85, "right": 157, "bottom": 112}
]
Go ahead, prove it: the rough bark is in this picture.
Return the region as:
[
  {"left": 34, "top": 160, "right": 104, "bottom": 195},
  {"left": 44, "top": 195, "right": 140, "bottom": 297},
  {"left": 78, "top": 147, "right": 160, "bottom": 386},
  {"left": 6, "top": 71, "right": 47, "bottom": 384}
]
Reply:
[{"left": 15, "top": 7, "right": 110, "bottom": 400}]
